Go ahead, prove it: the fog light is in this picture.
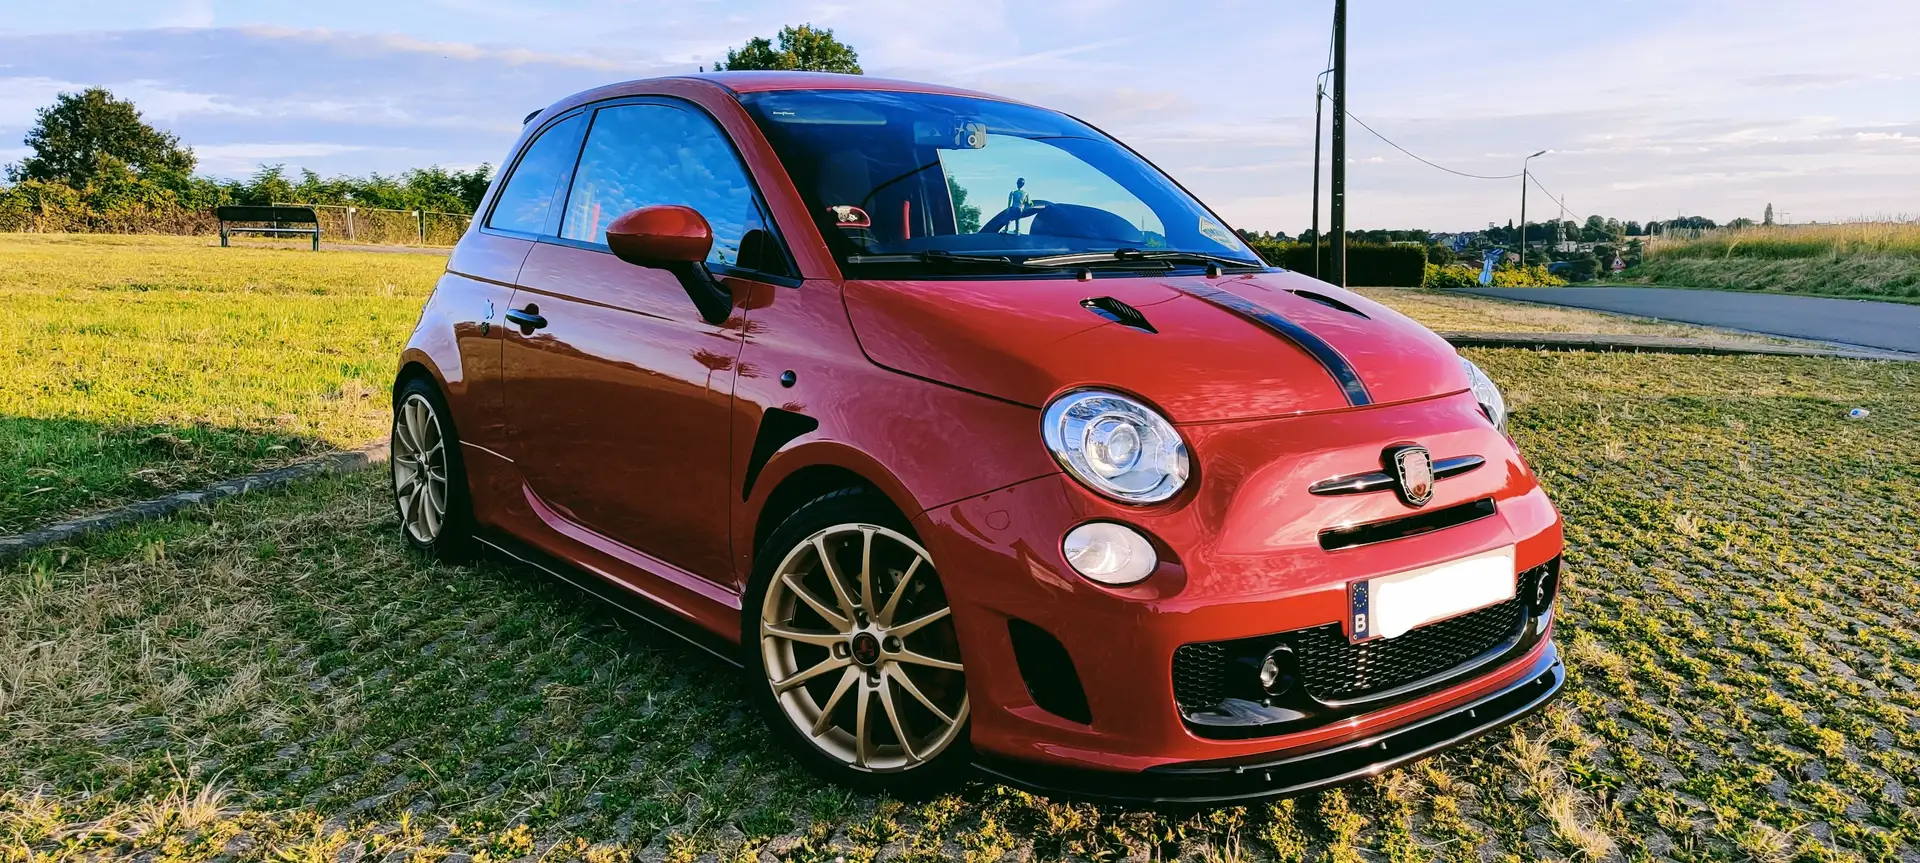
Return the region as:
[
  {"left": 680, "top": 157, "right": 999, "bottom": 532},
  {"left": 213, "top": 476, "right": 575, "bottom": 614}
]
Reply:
[
  {"left": 1533, "top": 564, "right": 1560, "bottom": 608},
  {"left": 1062, "top": 522, "right": 1157, "bottom": 585},
  {"left": 1259, "top": 645, "right": 1296, "bottom": 697}
]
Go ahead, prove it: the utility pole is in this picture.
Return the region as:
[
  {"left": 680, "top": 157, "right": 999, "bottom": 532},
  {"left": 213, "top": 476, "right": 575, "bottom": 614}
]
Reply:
[
  {"left": 1310, "top": 70, "right": 1330, "bottom": 279},
  {"left": 1328, "top": 0, "right": 1347, "bottom": 287},
  {"left": 1519, "top": 149, "right": 1546, "bottom": 268}
]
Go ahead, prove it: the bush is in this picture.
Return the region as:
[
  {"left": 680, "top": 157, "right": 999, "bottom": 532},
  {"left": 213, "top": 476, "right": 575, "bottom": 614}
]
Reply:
[
  {"left": 1423, "top": 263, "right": 1481, "bottom": 288},
  {"left": 0, "top": 179, "right": 217, "bottom": 234},
  {"left": 1490, "top": 264, "right": 1568, "bottom": 287},
  {"left": 1426, "top": 245, "right": 1455, "bottom": 265},
  {"left": 1247, "top": 241, "right": 1427, "bottom": 287}
]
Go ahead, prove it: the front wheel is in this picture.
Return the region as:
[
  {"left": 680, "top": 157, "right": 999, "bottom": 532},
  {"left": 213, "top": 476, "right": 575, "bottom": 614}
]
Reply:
[{"left": 744, "top": 489, "right": 972, "bottom": 795}]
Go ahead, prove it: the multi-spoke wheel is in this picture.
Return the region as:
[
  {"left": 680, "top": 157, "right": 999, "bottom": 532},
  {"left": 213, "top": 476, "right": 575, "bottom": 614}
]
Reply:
[
  {"left": 390, "top": 377, "right": 475, "bottom": 560},
  {"left": 393, "top": 392, "right": 448, "bottom": 543},
  {"left": 746, "top": 489, "right": 971, "bottom": 792}
]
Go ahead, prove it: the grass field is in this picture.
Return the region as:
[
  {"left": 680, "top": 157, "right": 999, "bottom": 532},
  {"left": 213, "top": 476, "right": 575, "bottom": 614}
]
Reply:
[
  {"left": 0, "top": 234, "right": 443, "bottom": 533},
  {"left": 1628, "top": 223, "right": 1920, "bottom": 301},
  {"left": 0, "top": 233, "right": 1781, "bottom": 536},
  {"left": 4, "top": 349, "right": 1915, "bottom": 862}
]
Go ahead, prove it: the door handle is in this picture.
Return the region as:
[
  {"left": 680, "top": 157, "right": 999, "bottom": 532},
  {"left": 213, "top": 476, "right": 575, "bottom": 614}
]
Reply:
[{"left": 505, "top": 305, "right": 546, "bottom": 333}]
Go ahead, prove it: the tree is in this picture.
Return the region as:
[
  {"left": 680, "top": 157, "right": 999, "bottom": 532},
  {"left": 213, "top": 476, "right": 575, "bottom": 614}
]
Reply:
[
  {"left": 947, "top": 177, "right": 980, "bottom": 233},
  {"left": 1728, "top": 217, "right": 1756, "bottom": 229},
  {"left": 1763, "top": 203, "right": 1775, "bottom": 226},
  {"left": 715, "top": 24, "right": 862, "bottom": 74},
  {"left": 10, "top": 88, "right": 194, "bottom": 188}
]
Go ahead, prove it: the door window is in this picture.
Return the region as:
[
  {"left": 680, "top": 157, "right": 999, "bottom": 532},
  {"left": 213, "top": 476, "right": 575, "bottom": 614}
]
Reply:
[
  {"left": 486, "top": 113, "right": 585, "bottom": 235},
  {"left": 560, "top": 103, "right": 768, "bottom": 271}
]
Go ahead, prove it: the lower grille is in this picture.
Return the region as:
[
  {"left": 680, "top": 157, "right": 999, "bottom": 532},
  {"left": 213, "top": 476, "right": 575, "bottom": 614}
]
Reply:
[
  {"left": 1171, "top": 642, "right": 1229, "bottom": 711},
  {"left": 1292, "top": 598, "right": 1523, "bottom": 701},
  {"left": 1171, "top": 558, "right": 1552, "bottom": 717}
]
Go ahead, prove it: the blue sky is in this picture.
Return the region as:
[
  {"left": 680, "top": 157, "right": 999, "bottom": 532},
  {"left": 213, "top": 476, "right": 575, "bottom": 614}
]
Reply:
[{"left": 2, "top": 0, "right": 1915, "bottom": 231}]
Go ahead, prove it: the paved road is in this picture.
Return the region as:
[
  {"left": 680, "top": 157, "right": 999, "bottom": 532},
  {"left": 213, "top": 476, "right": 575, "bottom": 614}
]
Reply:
[{"left": 1461, "top": 287, "right": 1920, "bottom": 354}]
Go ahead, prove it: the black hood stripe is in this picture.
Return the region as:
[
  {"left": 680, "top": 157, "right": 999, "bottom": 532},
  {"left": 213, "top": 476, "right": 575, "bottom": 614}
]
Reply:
[{"left": 1173, "top": 283, "right": 1373, "bottom": 406}]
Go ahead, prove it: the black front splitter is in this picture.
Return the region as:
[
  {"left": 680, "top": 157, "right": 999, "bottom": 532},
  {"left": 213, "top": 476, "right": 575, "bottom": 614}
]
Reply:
[{"left": 974, "top": 642, "right": 1564, "bottom": 807}]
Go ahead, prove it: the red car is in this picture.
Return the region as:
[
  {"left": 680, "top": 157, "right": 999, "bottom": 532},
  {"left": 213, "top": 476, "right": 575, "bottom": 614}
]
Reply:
[{"left": 392, "top": 72, "right": 1564, "bottom": 803}]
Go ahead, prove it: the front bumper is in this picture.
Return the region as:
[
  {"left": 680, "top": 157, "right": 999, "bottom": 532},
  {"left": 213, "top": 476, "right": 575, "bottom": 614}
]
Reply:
[{"left": 975, "top": 640, "right": 1564, "bottom": 805}]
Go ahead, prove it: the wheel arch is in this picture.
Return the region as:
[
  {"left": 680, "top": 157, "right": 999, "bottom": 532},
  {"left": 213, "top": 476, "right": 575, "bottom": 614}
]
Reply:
[
  {"left": 747, "top": 443, "right": 922, "bottom": 568},
  {"left": 394, "top": 349, "right": 448, "bottom": 399}
]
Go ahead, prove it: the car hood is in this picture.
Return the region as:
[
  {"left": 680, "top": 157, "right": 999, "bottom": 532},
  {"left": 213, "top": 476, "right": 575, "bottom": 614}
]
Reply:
[{"left": 842, "top": 270, "right": 1470, "bottom": 423}]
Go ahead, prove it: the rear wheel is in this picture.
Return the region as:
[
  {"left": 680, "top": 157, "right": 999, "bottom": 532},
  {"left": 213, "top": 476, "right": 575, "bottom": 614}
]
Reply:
[
  {"left": 744, "top": 489, "right": 971, "bottom": 794},
  {"left": 391, "top": 377, "right": 476, "bottom": 560}
]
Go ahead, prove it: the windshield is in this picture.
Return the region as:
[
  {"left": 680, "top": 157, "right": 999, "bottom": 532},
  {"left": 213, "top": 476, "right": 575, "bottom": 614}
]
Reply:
[{"left": 737, "top": 89, "right": 1261, "bottom": 277}]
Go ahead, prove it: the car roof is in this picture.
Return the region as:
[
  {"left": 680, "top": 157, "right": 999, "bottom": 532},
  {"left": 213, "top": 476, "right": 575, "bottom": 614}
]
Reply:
[{"left": 683, "top": 71, "right": 1010, "bottom": 101}]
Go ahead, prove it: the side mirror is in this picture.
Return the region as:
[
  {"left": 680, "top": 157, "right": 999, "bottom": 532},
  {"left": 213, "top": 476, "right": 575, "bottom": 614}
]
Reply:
[
  {"left": 604, "top": 205, "right": 731, "bottom": 325},
  {"left": 606, "top": 204, "right": 713, "bottom": 266}
]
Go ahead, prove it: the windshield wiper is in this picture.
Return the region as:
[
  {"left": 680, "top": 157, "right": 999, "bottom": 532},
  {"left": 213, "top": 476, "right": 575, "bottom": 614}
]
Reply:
[
  {"left": 845, "top": 250, "right": 1063, "bottom": 268},
  {"left": 1021, "top": 248, "right": 1264, "bottom": 270}
]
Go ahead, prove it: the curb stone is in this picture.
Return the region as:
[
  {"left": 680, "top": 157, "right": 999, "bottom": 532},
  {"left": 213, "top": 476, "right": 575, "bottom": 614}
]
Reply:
[
  {"left": 1438, "top": 331, "right": 1917, "bottom": 361},
  {"left": 0, "top": 441, "right": 388, "bottom": 563}
]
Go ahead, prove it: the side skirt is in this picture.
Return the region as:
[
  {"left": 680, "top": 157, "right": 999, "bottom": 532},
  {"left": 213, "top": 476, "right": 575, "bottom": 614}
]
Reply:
[{"left": 475, "top": 533, "right": 743, "bottom": 669}]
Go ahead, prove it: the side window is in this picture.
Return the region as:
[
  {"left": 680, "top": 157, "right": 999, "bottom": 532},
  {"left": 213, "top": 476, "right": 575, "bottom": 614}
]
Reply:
[
  {"left": 486, "top": 114, "right": 584, "bottom": 235},
  {"left": 561, "top": 103, "right": 773, "bottom": 272}
]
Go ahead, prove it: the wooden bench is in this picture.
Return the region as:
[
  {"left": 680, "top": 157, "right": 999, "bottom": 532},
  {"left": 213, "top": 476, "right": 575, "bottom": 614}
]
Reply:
[{"left": 216, "top": 205, "right": 321, "bottom": 251}]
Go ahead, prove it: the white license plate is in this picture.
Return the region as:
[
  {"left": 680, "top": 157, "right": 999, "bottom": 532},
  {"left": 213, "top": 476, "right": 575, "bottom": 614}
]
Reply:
[{"left": 1348, "top": 547, "right": 1516, "bottom": 641}]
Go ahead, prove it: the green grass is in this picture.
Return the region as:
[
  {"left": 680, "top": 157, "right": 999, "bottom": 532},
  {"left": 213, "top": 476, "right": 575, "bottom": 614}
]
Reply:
[
  {"left": 1618, "top": 257, "right": 1920, "bottom": 303},
  {"left": 4, "top": 350, "right": 1915, "bottom": 862},
  {"left": 0, "top": 234, "right": 445, "bottom": 532}
]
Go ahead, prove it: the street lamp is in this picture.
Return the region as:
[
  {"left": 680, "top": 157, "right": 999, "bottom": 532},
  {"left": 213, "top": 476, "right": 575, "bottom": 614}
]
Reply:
[{"left": 1519, "top": 150, "right": 1548, "bottom": 268}]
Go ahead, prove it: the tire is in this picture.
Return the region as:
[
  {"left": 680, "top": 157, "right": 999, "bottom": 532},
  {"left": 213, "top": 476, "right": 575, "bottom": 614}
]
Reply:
[
  {"left": 390, "top": 376, "right": 477, "bottom": 561},
  {"left": 743, "top": 487, "right": 973, "bottom": 796}
]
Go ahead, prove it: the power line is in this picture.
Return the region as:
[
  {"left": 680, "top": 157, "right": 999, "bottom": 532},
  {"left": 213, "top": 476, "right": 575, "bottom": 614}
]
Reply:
[
  {"left": 1319, "top": 93, "right": 1523, "bottom": 181},
  {"left": 1526, "top": 172, "right": 1580, "bottom": 222}
]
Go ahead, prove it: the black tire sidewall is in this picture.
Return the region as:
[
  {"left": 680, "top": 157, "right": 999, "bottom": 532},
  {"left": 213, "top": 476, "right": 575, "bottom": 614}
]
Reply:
[
  {"left": 391, "top": 376, "right": 476, "bottom": 561},
  {"left": 741, "top": 487, "right": 972, "bottom": 797}
]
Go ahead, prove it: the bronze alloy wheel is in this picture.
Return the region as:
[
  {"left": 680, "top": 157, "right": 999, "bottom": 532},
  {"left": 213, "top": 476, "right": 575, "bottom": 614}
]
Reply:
[
  {"left": 759, "top": 523, "right": 969, "bottom": 773},
  {"left": 391, "top": 392, "right": 449, "bottom": 544}
]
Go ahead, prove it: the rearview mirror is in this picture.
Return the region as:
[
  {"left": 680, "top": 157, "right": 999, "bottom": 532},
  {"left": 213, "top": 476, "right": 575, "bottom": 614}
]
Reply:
[
  {"left": 606, "top": 204, "right": 713, "bottom": 266},
  {"left": 605, "top": 205, "right": 731, "bottom": 325}
]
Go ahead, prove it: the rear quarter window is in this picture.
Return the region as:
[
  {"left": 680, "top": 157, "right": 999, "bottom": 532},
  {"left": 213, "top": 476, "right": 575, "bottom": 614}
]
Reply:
[{"left": 486, "top": 113, "right": 585, "bottom": 235}]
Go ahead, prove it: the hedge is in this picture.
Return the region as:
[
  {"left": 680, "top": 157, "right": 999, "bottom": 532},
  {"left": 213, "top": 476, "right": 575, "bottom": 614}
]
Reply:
[{"left": 1247, "top": 241, "right": 1427, "bottom": 287}]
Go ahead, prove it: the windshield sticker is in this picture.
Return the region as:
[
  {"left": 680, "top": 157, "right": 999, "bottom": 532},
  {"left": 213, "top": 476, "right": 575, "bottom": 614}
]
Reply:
[
  {"left": 829, "top": 205, "right": 872, "bottom": 228},
  {"left": 1197, "top": 218, "right": 1237, "bottom": 248}
]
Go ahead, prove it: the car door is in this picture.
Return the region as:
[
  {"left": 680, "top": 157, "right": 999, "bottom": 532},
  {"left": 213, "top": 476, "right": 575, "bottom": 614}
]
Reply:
[
  {"left": 436, "top": 111, "right": 586, "bottom": 522},
  {"left": 500, "top": 98, "right": 794, "bottom": 585}
]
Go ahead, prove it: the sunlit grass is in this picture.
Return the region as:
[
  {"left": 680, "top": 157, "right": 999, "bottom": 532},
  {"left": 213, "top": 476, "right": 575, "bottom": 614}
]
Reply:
[
  {"left": 3, "top": 350, "right": 1914, "bottom": 861},
  {"left": 0, "top": 233, "right": 444, "bottom": 531}
]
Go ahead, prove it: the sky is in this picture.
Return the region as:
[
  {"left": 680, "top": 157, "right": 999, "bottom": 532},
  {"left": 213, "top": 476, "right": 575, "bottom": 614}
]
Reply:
[{"left": 1, "top": 0, "right": 1915, "bottom": 232}]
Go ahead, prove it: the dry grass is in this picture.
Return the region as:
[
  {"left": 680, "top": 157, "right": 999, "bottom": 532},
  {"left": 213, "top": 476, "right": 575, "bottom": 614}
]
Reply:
[
  {"left": 1646, "top": 221, "right": 1920, "bottom": 259},
  {"left": 1355, "top": 287, "right": 1787, "bottom": 342},
  {"left": 1631, "top": 222, "right": 1920, "bottom": 300},
  {"left": 3, "top": 350, "right": 1916, "bottom": 862}
]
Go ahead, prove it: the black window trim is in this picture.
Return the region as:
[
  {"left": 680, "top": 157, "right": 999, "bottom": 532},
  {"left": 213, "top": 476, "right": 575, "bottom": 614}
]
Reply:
[
  {"left": 480, "top": 108, "right": 589, "bottom": 241},
  {"left": 535, "top": 95, "right": 801, "bottom": 288}
]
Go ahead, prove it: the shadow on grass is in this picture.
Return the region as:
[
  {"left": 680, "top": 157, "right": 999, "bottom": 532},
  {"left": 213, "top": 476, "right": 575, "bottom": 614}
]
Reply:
[{"left": 0, "top": 414, "right": 337, "bottom": 535}]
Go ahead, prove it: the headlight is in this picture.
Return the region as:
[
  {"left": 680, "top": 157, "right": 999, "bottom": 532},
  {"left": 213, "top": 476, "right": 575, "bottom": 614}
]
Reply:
[
  {"left": 1041, "top": 390, "right": 1189, "bottom": 503},
  {"left": 1460, "top": 357, "right": 1508, "bottom": 434}
]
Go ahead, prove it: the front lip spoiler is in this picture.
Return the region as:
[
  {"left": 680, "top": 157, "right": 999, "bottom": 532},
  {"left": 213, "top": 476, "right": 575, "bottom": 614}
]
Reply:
[{"left": 974, "top": 641, "right": 1563, "bottom": 807}]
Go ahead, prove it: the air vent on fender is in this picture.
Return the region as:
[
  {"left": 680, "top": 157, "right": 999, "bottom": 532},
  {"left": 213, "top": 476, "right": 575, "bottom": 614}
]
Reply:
[
  {"left": 1080, "top": 296, "right": 1157, "bottom": 333},
  {"left": 1287, "top": 289, "right": 1369, "bottom": 319}
]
